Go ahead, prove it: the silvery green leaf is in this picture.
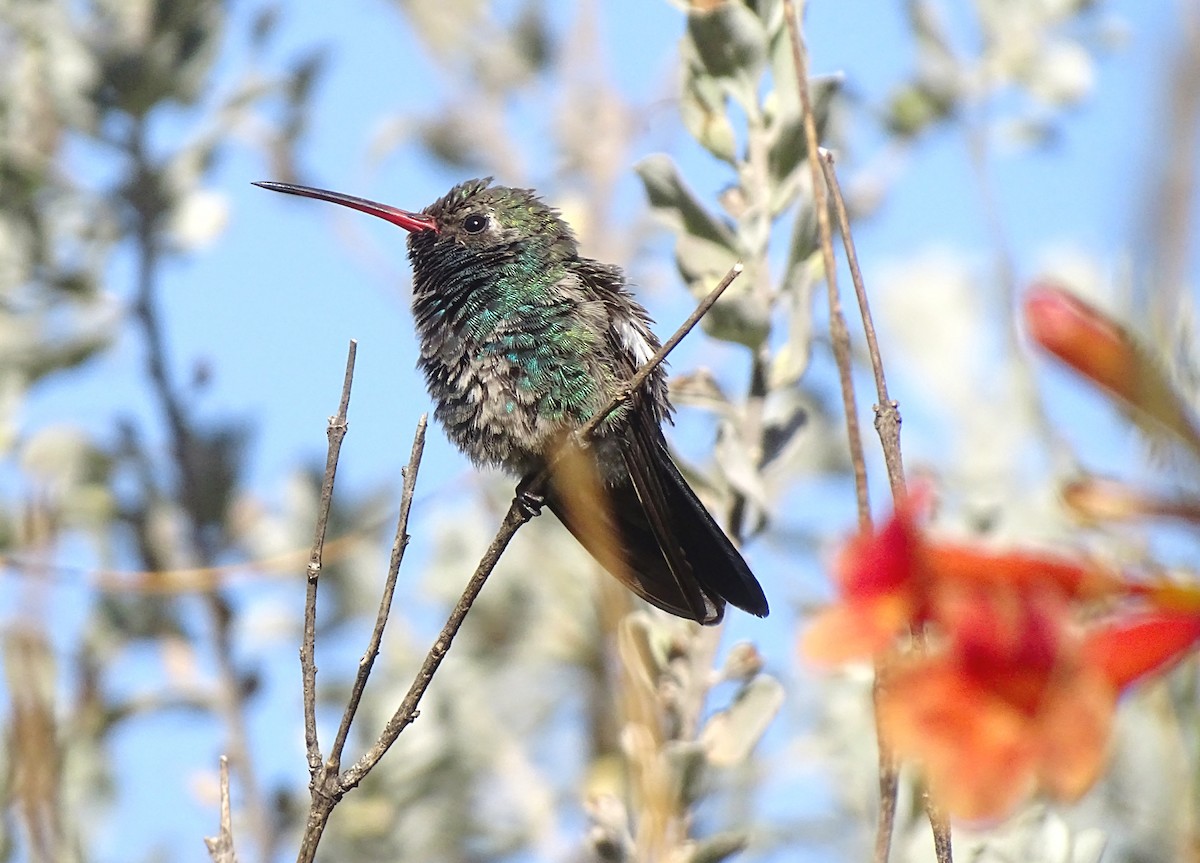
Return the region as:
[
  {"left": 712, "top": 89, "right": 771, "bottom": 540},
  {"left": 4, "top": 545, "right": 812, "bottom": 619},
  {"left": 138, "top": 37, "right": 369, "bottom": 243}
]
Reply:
[
  {"left": 760, "top": 387, "right": 810, "bottom": 470},
  {"left": 719, "top": 642, "right": 765, "bottom": 683},
  {"left": 772, "top": 209, "right": 819, "bottom": 388},
  {"left": 637, "top": 156, "right": 771, "bottom": 345},
  {"left": 91, "top": 0, "right": 223, "bottom": 115},
  {"left": 751, "top": 0, "right": 786, "bottom": 40},
  {"left": 884, "top": 82, "right": 954, "bottom": 138},
  {"left": 249, "top": 6, "right": 280, "bottom": 48},
  {"left": 767, "top": 74, "right": 842, "bottom": 203},
  {"left": 757, "top": 386, "right": 846, "bottom": 495},
  {"left": 685, "top": 1, "right": 768, "bottom": 106},
  {"left": 19, "top": 426, "right": 113, "bottom": 532},
  {"left": 676, "top": 237, "right": 770, "bottom": 347},
  {"left": 782, "top": 189, "right": 819, "bottom": 286},
  {"left": 584, "top": 794, "right": 633, "bottom": 862},
  {"left": 636, "top": 154, "right": 736, "bottom": 250},
  {"left": 512, "top": 2, "right": 553, "bottom": 74},
  {"left": 680, "top": 55, "right": 738, "bottom": 163},
  {"left": 667, "top": 368, "right": 734, "bottom": 417},
  {"left": 700, "top": 675, "right": 783, "bottom": 767},
  {"left": 715, "top": 418, "right": 770, "bottom": 515},
  {"left": 768, "top": 341, "right": 810, "bottom": 393}
]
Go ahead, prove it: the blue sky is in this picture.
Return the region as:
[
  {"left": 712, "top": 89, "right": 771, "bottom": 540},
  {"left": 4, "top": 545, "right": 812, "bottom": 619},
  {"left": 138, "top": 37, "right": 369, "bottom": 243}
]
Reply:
[
  {"left": 37, "top": 0, "right": 1178, "bottom": 505},
  {"left": 10, "top": 0, "right": 1197, "bottom": 859}
]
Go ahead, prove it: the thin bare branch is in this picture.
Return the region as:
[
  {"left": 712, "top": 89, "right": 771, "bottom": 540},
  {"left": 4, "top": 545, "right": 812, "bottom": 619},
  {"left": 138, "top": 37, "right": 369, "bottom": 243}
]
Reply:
[
  {"left": 301, "top": 340, "right": 359, "bottom": 773},
  {"left": 782, "top": 5, "right": 922, "bottom": 862},
  {"left": 584, "top": 262, "right": 744, "bottom": 440},
  {"left": 340, "top": 496, "right": 530, "bottom": 788},
  {"left": 782, "top": 2, "right": 870, "bottom": 533},
  {"left": 872, "top": 669, "right": 900, "bottom": 863},
  {"left": 818, "top": 150, "right": 906, "bottom": 500},
  {"left": 328, "top": 415, "right": 428, "bottom": 767},
  {"left": 203, "top": 756, "right": 238, "bottom": 863}
]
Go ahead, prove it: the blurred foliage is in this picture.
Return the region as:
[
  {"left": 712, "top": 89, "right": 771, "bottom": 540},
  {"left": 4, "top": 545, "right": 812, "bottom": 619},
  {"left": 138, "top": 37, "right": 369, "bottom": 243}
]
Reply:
[
  {"left": 0, "top": 0, "right": 1196, "bottom": 862},
  {"left": 0, "top": 0, "right": 324, "bottom": 860}
]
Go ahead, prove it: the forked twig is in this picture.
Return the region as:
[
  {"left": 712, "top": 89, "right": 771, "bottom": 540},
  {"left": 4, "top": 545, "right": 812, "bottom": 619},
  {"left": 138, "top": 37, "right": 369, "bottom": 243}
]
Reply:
[
  {"left": 818, "top": 151, "right": 906, "bottom": 499},
  {"left": 296, "top": 401, "right": 429, "bottom": 863},
  {"left": 300, "top": 341, "right": 358, "bottom": 773},
  {"left": 295, "top": 263, "right": 743, "bottom": 861},
  {"left": 328, "top": 416, "right": 428, "bottom": 768},
  {"left": 781, "top": 4, "right": 927, "bottom": 862},
  {"left": 781, "top": 2, "right": 871, "bottom": 533}
]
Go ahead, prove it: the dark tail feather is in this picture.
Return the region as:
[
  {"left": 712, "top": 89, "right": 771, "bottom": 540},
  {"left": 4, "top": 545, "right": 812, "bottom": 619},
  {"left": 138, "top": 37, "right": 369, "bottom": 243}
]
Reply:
[
  {"left": 644, "top": 440, "right": 769, "bottom": 619},
  {"left": 543, "top": 424, "right": 768, "bottom": 625},
  {"left": 544, "top": 469, "right": 722, "bottom": 624}
]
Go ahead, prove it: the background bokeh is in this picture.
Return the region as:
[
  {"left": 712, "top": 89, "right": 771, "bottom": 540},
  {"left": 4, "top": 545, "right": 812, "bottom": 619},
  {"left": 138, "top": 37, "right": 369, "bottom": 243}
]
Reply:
[{"left": 1, "top": 1, "right": 1196, "bottom": 861}]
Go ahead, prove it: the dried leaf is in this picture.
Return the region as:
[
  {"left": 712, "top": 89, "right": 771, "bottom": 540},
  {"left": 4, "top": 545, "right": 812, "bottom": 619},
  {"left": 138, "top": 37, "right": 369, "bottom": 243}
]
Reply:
[
  {"left": 617, "top": 612, "right": 666, "bottom": 692},
  {"left": 700, "top": 675, "right": 783, "bottom": 766},
  {"left": 684, "top": 830, "right": 749, "bottom": 863}
]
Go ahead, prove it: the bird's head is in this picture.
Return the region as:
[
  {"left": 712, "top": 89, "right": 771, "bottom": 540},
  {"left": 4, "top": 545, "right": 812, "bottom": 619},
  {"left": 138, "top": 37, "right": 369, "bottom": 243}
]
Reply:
[{"left": 253, "top": 178, "right": 578, "bottom": 263}]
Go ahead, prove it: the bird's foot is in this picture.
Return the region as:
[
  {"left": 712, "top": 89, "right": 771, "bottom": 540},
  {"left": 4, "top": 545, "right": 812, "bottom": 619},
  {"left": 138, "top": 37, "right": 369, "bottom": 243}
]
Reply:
[{"left": 514, "top": 475, "right": 546, "bottom": 519}]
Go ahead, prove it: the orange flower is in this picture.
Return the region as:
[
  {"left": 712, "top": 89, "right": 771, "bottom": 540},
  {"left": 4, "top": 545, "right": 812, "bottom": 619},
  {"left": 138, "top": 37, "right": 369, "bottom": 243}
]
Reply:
[
  {"left": 923, "top": 542, "right": 1123, "bottom": 601},
  {"left": 803, "top": 504, "right": 927, "bottom": 663},
  {"left": 878, "top": 584, "right": 1113, "bottom": 820},
  {"left": 1024, "top": 282, "right": 1200, "bottom": 455},
  {"left": 1064, "top": 476, "right": 1200, "bottom": 526},
  {"left": 1083, "top": 611, "right": 1200, "bottom": 691},
  {"left": 878, "top": 653, "right": 1114, "bottom": 821},
  {"left": 1023, "top": 284, "right": 1137, "bottom": 405},
  {"left": 803, "top": 502, "right": 1125, "bottom": 664},
  {"left": 806, "top": 496, "right": 1200, "bottom": 820}
]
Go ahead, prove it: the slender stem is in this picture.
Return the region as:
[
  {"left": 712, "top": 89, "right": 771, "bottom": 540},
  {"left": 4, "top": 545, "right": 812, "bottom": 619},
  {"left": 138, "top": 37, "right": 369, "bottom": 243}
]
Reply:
[
  {"left": 328, "top": 415, "right": 427, "bottom": 767},
  {"left": 782, "top": 2, "right": 870, "bottom": 533},
  {"left": 204, "top": 756, "right": 238, "bottom": 863},
  {"left": 782, "top": 6, "right": 923, "bottom": 863},
  {"left": 301, "top": 341, "right": 359, "bottom": 772},
  {"left": 296, "top": 406, "right": 424, "bottom": 863},
  {"left": 724, "top": 97, "right": 773, "bottom": 545},
  {"left": 818, "top": 151, "right": 906, "bottom": 500},
  {"left": 340, "top": 498, "right": 531, "bottom": 788},
  {"left": 583, "top": 263, "right": 744, "bottom": 440}
]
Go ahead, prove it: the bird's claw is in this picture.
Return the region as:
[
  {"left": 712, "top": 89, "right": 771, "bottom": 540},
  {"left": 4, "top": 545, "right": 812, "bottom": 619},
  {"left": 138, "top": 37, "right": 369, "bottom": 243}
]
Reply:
[{"left": 515, "top": 476, "right": 545, "bottom": 518}]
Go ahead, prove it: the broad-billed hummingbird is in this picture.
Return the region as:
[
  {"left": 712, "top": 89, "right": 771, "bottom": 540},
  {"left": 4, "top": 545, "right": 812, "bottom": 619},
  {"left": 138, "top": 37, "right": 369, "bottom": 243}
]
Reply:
[{"left": 254, "top": 177, "right": 768, "bottom": 624}]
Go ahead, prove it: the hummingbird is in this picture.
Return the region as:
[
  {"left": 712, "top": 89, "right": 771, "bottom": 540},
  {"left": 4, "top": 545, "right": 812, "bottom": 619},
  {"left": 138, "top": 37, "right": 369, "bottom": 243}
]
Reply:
[{"left": 254, "top": 177, "right": 768, "bottom": 624}]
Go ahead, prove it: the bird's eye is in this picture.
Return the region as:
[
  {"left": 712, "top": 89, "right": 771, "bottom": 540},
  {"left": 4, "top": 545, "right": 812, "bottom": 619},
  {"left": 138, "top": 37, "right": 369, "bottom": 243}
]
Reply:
[{"left": 463, "top": 214, "right": 488, "bottom": 234}]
